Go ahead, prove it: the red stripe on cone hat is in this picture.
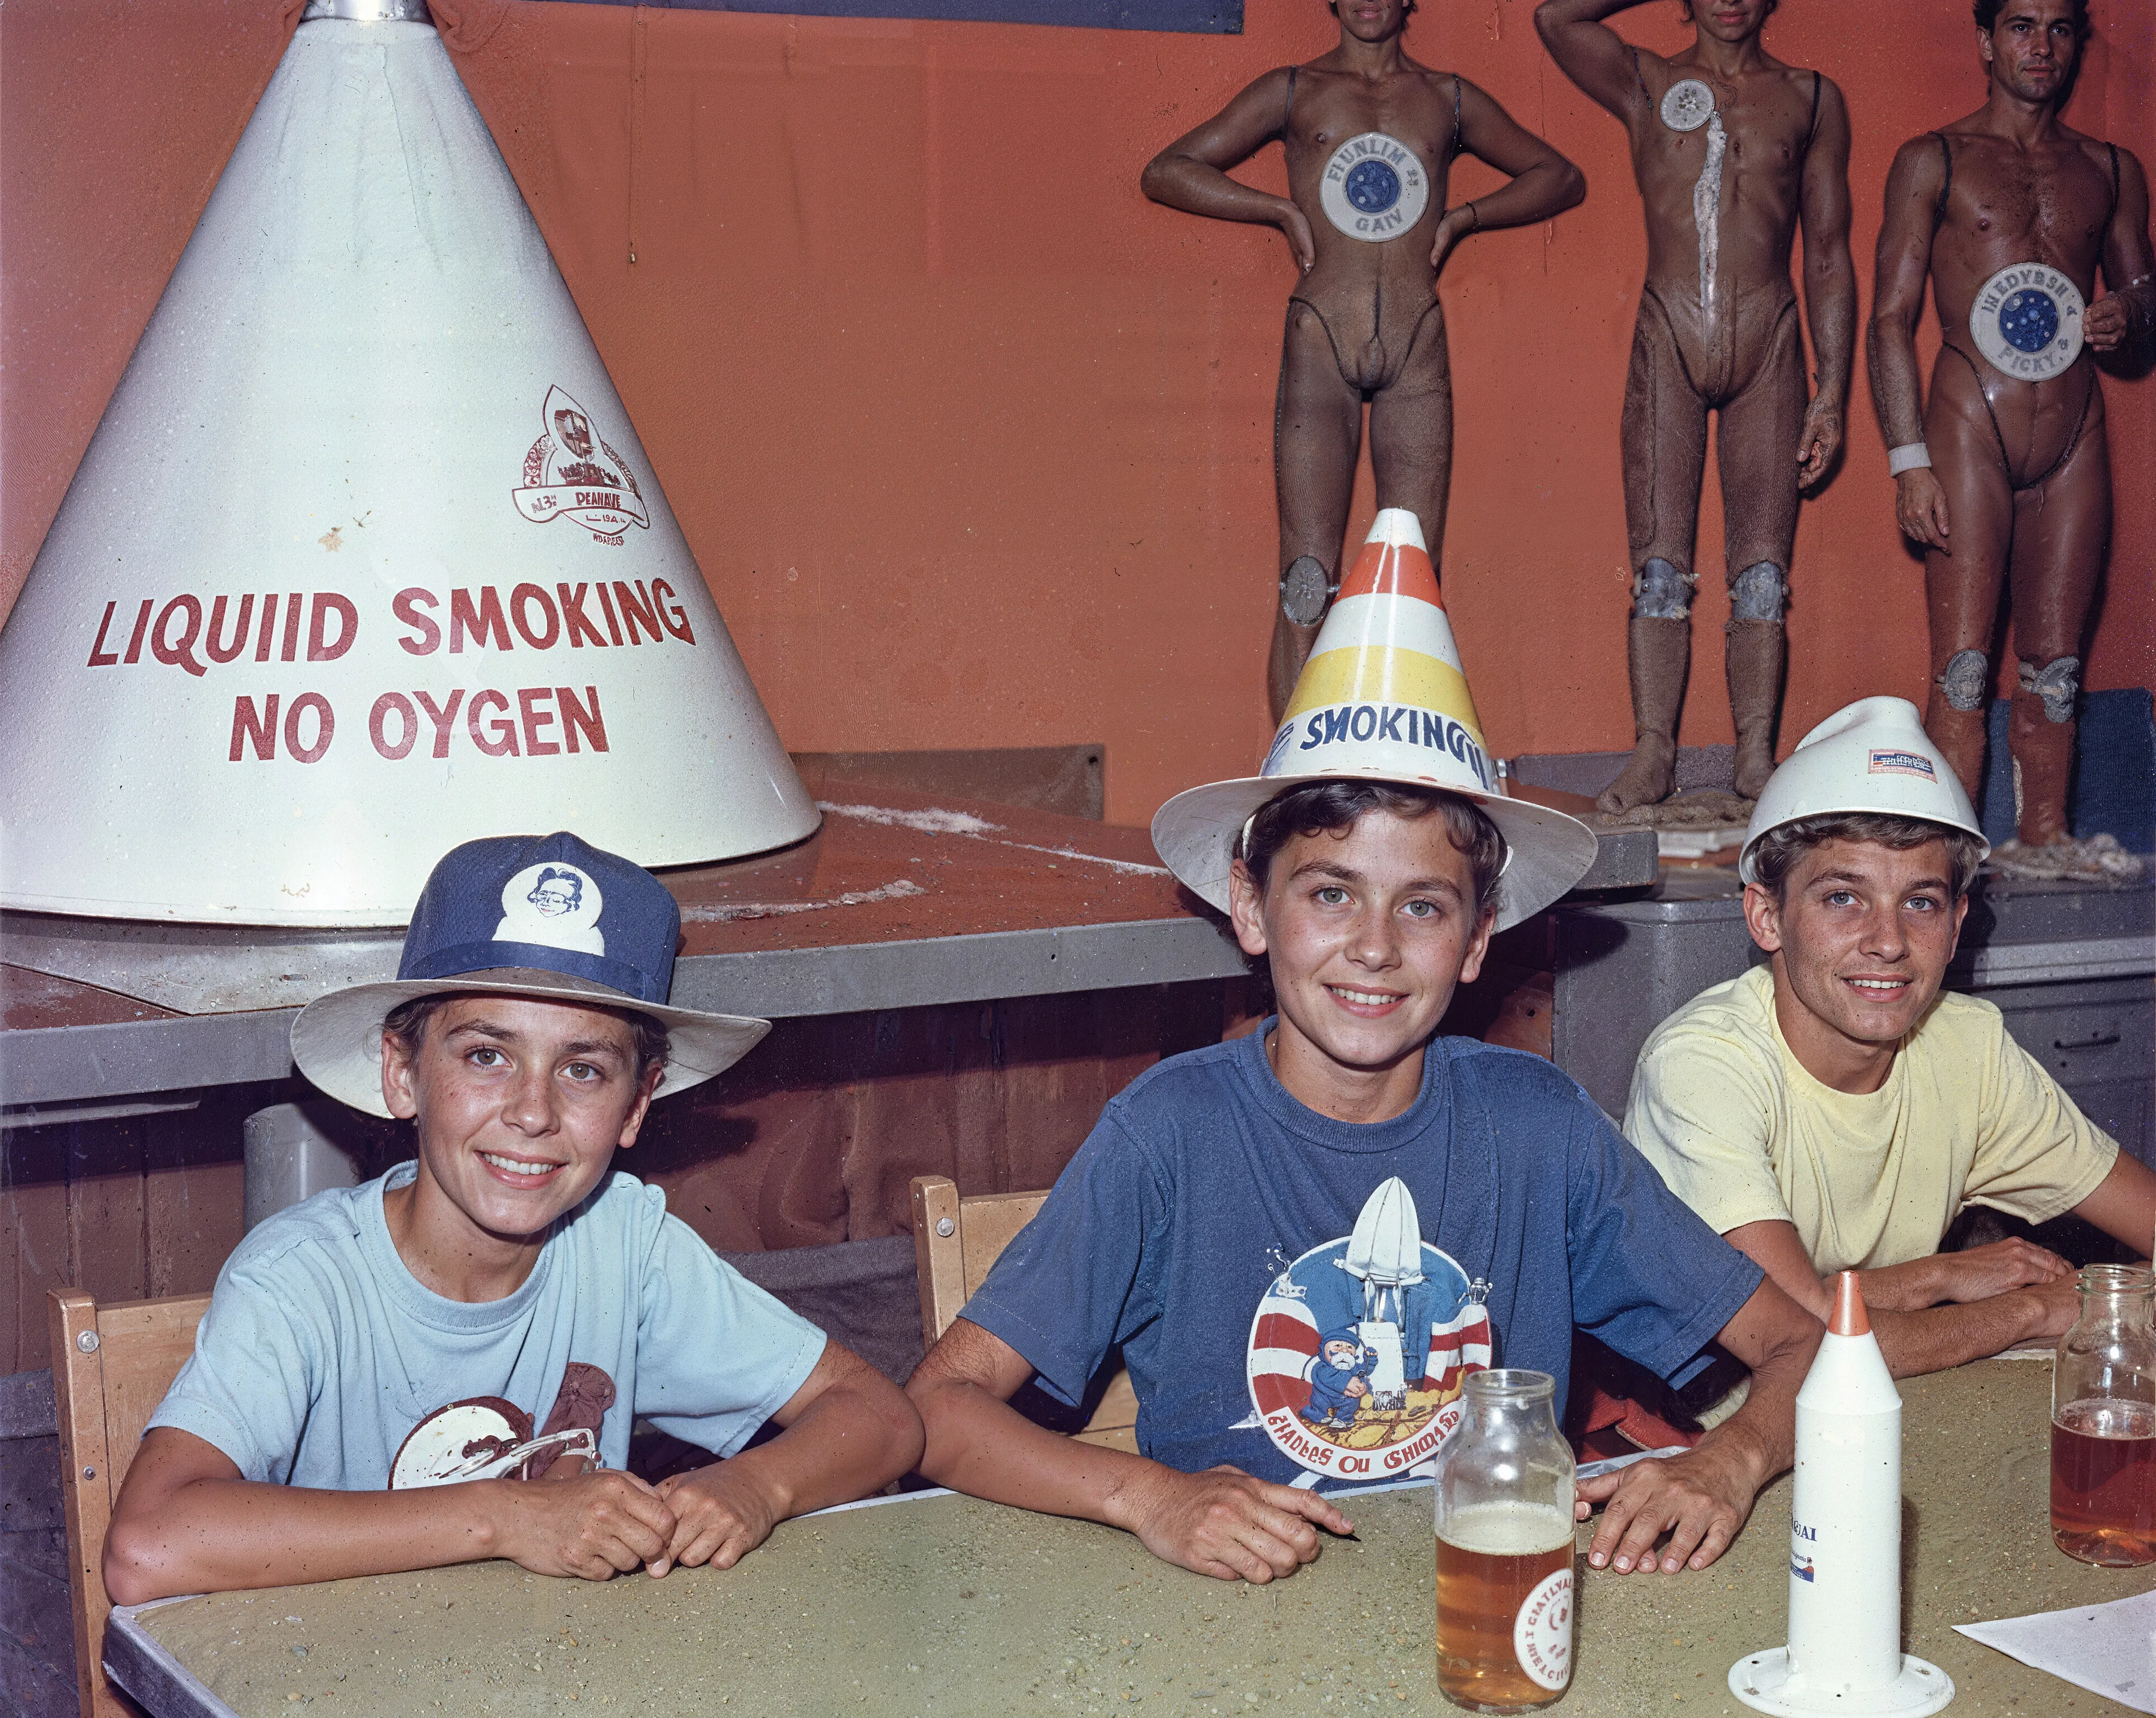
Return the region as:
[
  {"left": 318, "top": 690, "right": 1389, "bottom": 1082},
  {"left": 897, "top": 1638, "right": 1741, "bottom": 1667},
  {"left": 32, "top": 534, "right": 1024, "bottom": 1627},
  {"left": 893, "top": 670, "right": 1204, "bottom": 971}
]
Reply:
[{"left": 1152, "top": 510, "right": 1596, "bottom": 931}]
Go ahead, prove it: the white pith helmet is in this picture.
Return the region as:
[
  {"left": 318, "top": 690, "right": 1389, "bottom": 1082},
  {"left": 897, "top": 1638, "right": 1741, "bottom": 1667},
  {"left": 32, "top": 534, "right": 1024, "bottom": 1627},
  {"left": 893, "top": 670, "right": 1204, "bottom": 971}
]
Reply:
[{"left": 1738, "top": 697, "right": 1989, "bottom": 884}]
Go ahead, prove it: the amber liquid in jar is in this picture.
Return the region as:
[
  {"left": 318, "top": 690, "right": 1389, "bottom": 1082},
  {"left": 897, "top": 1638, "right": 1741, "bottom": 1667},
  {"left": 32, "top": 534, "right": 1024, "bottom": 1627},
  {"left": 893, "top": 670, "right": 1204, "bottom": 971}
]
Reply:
[
  {"left": 1435, "top": 1501, "right": 1575, "bottom": 1712},
  {"left": 2051, "top": 1398, "right": 2156, "bottom": 1567}
]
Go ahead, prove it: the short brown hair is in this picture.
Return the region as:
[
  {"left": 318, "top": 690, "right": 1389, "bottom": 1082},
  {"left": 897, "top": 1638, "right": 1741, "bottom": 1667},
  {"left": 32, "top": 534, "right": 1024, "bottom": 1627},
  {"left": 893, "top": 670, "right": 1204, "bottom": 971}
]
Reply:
[
  {"left": 1241, "top": 780, "right": 1506, "bottom": 919},
  {"left": 381, "top": 993, "right": 670, "bottom": 1077},
  {"left": 1747, "top": 813, "right": 1985, "bottom": 901}
]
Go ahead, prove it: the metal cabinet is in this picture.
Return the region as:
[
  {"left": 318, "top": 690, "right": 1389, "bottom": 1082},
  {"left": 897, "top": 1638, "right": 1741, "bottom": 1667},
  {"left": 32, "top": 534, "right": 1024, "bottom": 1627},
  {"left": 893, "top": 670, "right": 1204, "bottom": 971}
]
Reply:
[{"left": 1551, "top": 871, "right": 2154, "bottom": 1166}]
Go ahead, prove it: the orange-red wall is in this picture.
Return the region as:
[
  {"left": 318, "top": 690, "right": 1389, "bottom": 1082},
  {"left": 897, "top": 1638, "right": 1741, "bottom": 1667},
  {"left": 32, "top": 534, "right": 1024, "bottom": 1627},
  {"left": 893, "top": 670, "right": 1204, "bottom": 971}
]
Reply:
[{"left": 4, "top": 0, "right": 2150, "bottom": 826}]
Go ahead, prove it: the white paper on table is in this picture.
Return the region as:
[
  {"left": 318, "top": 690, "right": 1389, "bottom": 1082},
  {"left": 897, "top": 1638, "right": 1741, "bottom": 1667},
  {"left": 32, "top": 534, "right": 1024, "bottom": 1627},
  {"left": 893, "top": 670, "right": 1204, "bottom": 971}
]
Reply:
[{"left": 1953, "top": 1589, "right": 2156, "bottom": 1714}]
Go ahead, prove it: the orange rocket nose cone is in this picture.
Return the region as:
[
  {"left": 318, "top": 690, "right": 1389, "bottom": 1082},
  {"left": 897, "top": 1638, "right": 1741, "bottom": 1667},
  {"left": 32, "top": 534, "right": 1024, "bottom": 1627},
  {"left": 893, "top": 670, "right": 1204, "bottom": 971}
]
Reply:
[{"left": 1829, "top": 1271, "right": 1870, "bottom": 1337}]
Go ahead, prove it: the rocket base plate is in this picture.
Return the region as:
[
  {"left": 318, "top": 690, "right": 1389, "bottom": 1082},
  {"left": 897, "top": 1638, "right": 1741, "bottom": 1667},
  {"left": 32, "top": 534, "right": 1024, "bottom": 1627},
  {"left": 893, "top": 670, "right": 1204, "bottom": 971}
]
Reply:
[{"left": 1730, "top": 1650, "right": 1954, "bottom": 1716}]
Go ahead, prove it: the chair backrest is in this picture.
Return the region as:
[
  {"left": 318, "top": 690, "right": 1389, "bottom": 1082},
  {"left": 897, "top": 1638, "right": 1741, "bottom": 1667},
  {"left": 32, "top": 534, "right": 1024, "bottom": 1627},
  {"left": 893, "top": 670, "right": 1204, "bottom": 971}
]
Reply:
[
  {"left": 908, "top": 1176, "right": 1138, "bottom": 1451},
  {"left": 48, "top": 1288, "right": 211, "bottom": 1718}
]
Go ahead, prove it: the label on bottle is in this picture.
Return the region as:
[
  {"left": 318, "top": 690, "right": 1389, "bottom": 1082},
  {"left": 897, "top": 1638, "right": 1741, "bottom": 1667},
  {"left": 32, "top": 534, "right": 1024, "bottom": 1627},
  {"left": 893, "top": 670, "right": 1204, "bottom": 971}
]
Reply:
[{"left": 1513, "top": 1567, "right": 1574, "bottom": 1690}]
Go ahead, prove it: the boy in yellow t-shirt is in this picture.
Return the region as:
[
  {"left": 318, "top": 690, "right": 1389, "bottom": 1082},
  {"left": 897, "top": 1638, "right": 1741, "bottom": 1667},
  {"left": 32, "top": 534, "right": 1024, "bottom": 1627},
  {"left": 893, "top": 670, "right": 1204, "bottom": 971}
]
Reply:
[{"left": 1625, "top": 698, "right": 2155, "bottom": 1379}]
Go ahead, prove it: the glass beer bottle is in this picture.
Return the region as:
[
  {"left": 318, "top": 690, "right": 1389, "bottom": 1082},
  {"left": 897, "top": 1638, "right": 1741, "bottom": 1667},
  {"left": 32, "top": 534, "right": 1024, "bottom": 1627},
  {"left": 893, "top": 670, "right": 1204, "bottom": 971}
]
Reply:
[
  {"left": 1433, "top": 1369, "right": 1577, "bottom": 1711},
  {"left": 2052, "top": 1263, "right": 2156, "bottom": 1567}
]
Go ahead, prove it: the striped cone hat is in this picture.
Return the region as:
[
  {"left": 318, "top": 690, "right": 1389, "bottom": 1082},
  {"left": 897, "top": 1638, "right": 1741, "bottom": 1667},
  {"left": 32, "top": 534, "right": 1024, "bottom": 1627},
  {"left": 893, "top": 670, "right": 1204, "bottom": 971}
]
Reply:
[{"left": 1152, "top": 510, "right": 1596, "bottom": 931}]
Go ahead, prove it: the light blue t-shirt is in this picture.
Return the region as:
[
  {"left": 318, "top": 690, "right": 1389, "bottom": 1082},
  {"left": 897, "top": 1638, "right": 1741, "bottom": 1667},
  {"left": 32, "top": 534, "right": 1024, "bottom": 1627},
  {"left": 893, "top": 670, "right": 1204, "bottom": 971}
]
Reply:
[{"left": 149, "top": 1163, "right": 826, "bottom": 1487}]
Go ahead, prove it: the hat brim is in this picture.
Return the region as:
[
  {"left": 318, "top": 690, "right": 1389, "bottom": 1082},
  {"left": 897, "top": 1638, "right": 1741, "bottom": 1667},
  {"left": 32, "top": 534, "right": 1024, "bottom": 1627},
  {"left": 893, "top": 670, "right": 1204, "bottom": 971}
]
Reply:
[
  {"left": 1152, "top": 771, "right": 1600, "bottom": 933},
  {"left": 290, "top": 967, "right": 770, "bottom": 1119}
]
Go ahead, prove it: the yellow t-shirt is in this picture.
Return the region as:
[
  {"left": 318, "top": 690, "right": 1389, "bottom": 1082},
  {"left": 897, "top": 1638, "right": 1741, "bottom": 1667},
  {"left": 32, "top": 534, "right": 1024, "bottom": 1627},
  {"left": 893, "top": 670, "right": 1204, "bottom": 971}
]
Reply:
[{"left": 1624, "top": 964, "right": 2118, "bottom": 1274}]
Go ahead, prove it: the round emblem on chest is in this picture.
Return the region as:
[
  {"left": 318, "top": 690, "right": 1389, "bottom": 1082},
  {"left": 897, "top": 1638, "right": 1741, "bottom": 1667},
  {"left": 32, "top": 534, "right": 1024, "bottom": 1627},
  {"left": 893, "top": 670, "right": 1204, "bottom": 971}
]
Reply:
[
  {"left": 1660, "top": 79, "right": 1716, "bottom": 134},
  {"left": 1319, "top": 132, "right": 1430, "bottom": 242},
  {"left": 1968, "top": 262, "right": 2085, "bottom": 381}
]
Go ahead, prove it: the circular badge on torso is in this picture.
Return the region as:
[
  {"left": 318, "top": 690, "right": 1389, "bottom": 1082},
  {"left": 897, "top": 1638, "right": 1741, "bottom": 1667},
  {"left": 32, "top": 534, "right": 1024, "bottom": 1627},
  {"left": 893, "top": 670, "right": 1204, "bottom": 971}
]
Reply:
[
  {"left": 1660, "top": 79, "right": 1715, "bottom": 134},
  {"left": 1968, "top": 262, "right": 2085, "bottom": 381},
  {"left": 1319, "top": 133, "right": 1431, "bottom": 243}
]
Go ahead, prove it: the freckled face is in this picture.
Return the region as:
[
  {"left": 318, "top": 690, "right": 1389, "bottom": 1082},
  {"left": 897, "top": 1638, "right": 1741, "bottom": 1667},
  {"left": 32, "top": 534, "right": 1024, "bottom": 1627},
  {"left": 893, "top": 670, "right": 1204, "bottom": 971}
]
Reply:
[
  {"left": 1747, "top": 838, "right": 1968, "bottom": 1055},
  {"left": 1229, "top": 809, "right": 1493, "bottom": 1084},
  {"left": 383, "top": 994, "right": 657, "bottom": 1245}
]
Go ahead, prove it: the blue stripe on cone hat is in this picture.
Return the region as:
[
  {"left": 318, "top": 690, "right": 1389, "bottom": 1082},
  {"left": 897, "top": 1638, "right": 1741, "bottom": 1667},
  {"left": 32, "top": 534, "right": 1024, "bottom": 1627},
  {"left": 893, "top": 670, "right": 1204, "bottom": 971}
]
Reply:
[{"left": 1152, "top": 510, "right": 1597, "bottom": 931}]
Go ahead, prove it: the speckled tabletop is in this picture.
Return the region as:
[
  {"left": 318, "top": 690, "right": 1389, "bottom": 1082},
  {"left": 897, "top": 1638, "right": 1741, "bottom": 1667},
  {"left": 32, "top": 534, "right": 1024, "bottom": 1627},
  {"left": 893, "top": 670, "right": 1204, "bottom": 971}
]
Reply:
[{"left": 116, "top": 1360, "right": 2149, "bottom": 1717}]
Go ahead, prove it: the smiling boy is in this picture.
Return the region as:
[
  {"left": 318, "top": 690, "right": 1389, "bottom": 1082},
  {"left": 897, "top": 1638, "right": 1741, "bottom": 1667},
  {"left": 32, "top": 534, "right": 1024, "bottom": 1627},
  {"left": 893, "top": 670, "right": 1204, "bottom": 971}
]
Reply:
[
  {"left": 104, "top": 833, "right": 921, "bottom": 1603},
  {"left": 907, "top": 511, "right": 1822, "bottom": 1586},
  {"left": 1626, "top": 698, "right": 2156, "bottom": 1377}
]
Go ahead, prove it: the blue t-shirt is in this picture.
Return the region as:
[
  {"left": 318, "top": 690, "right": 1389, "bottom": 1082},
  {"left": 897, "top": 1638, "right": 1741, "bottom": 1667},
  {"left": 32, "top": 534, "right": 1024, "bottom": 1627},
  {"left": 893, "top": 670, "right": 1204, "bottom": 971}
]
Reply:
[
  {"left": 149, "top": 1163, "right": 826, "bottom": 1487},
  {"left": 962, "top": 1027, "right": 1764, "bottom": 1490}
]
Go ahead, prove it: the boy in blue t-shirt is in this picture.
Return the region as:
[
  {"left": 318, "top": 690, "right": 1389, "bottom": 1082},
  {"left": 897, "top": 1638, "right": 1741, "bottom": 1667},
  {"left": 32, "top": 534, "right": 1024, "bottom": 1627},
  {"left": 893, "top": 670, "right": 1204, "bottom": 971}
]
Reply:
[
  {"left": 907, "top": 779, "right": 1822, "bottom": 1586},
  {"left": 105, "top": 833, "right": 922, "bottom": 1604}
]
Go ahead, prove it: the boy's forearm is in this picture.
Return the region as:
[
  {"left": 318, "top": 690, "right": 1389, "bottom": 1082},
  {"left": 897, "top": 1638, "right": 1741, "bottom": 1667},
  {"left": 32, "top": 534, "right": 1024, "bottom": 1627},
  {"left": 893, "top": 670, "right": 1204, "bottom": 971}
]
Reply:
[
  {"left": 911, "top": 1374, "right": 1163, "bottom": 1533},
  {"left": 1870, "top": 1295, "right": 2052, "bottom": 1379},
  {"left": 105, "top": 1476, "right": 506, "bottom": 1605},
  {"left": 727, "top": 1373, "right": 924, "bottom": 1521}
]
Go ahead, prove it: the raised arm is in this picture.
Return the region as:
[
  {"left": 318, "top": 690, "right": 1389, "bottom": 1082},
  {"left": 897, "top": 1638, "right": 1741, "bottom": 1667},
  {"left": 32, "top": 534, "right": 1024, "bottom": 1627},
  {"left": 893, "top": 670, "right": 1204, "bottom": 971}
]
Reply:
[
  {"left": 1140, "top": 68, "right": 1314, "bottom": 273},
  {"left": 907, "top": 1317, "right": 1351, "bottom": 1584},
  {"left": 1534, "top": 0, "right": 1656, "bottom": 122},
  {"left": 104, "top": 1427, "right": 681, "bottom": 1603},
  {"left": 1796, "top": 76, "right": 1857, "bottom": 486},
  {"left": 1867, "top": 134, "right": 1952, "bottom": 549},
  {"left": 2087, "top": 143, "right": 2156, "bottom": 354},
  {"left": 648, "top": 1336, "right": 923, "bottom": 1576},
  {"left": 1431, "top": 77, "right": 1587, "bottom": 271}
]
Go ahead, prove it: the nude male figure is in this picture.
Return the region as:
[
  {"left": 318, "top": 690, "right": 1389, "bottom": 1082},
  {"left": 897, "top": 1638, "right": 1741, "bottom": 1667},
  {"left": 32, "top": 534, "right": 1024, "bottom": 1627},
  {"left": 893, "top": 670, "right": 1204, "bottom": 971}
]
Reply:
[
  {"left": 1869, "top": 0, "right": 2153, "bottom": 862},
  {"left": 1536, "top": 0, "right": 1854, "bottom": 812},
  {"left": 1142, "top": 0, "right": 1585, "bottom": 723}
]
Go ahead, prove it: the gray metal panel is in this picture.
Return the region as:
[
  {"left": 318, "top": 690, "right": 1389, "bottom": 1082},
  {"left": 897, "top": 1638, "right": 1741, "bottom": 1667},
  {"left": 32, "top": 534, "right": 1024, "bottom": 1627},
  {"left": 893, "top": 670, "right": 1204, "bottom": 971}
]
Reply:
[
  {"left": 105, "top": 1601, "right": 240, "bottom": 1718},
  {"left": 0, "top": 916, "right": 1253, "bottom": 1107},
  {"left": 1552, "top": 871, "right": 2156, "bottom": 1123}
]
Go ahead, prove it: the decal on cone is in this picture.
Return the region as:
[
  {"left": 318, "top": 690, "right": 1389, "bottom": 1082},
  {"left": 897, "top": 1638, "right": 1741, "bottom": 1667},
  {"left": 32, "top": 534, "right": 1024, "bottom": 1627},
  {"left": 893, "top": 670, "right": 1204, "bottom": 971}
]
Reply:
[
  {"left": 1153, "top": 510, "right": 1597, "bottom": 933},
  {"left": 0, "top": 16, "right": 817, "bottom": 925}
]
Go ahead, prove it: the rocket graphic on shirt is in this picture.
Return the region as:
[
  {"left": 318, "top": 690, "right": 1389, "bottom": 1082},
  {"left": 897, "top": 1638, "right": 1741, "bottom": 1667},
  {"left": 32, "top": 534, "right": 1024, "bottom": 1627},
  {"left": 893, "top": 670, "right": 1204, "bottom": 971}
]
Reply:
[{"left": 1244, "top": 1178, "right": 1491, "bottom": 1483}]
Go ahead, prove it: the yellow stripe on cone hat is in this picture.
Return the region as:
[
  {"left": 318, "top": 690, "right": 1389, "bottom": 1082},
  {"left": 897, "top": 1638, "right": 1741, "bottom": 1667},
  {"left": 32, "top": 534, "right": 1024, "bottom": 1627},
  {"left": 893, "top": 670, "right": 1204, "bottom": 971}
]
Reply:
[{"left": 1152, "top": 510, "right": 1597, "bottom": 931}]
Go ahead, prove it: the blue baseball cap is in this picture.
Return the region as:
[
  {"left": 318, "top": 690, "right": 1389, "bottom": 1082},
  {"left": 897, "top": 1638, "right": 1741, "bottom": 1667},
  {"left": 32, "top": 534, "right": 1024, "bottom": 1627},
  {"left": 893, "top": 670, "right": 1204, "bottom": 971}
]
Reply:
[{"left": 291, "top": 831, "right": 768, "bottom": 1117}]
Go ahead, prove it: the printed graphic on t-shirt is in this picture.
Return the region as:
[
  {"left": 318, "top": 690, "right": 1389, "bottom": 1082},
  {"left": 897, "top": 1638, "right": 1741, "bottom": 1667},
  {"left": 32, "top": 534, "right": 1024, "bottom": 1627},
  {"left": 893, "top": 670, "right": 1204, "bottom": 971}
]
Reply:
[
  {"left": 1245, "top": 1176, "right": 1491, "bottom": 1483},
  {"left": 387, "top": 1361, "right": 617, "bottom": 1489}
]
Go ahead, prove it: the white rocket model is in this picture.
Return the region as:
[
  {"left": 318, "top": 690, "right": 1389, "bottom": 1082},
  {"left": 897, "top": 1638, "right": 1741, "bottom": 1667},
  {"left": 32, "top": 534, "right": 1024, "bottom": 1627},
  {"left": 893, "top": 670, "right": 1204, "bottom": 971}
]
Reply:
[
  {"left": 1336, "top": 1177, "right": 1426, "bottom": 1410},
  {"left": 1731, "top": 1273, "right": 1954, "bottom": 1716},
  {"left": 0, "top": 0, "right": 819, "bottom": 925}
]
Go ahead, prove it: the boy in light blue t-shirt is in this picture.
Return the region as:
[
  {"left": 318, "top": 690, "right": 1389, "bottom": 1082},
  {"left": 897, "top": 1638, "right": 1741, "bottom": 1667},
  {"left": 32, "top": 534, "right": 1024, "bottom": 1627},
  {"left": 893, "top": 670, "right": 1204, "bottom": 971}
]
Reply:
[{"left": 106, "top": 833, "right": 922, "bottom": 1603}]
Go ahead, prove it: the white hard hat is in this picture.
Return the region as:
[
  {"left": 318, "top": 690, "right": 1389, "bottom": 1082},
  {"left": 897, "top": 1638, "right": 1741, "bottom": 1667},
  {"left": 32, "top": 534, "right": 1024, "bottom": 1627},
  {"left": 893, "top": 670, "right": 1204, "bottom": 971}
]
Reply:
[{"left": 1738, "top": 697, "right": 1989, "bottom": 884}]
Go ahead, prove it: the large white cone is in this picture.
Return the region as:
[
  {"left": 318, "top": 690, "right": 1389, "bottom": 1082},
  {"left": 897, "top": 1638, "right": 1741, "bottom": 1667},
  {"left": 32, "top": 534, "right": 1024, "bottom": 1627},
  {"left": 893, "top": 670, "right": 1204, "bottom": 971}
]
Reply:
[{"left": 0, "top": 16, "right": 818, "bottom": 925}]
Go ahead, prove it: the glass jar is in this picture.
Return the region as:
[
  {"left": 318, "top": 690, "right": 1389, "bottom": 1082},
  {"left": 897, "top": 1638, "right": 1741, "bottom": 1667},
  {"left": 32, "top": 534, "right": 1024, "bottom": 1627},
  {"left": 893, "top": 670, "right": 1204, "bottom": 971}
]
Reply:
[
  {"left": 1433, "top": 1369, "right": 1578, "bottom": 1711},
  {"left": 2051, "top": 1263, "right": 2156, "bottom": 1567}
]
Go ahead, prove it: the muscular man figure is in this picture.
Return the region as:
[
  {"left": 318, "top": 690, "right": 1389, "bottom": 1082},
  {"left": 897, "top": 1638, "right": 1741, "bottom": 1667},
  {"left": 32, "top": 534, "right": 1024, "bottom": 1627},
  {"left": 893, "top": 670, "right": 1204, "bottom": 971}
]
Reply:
[
  {"left": 1142, "top": 0, "right": 1585, "bottom": 722},
  {"left": 1537, "top": 1, "right": 1854, "bottom": 812},
  {"left": 1869, "top": 0, "right": 2154, "bottom": 863}
]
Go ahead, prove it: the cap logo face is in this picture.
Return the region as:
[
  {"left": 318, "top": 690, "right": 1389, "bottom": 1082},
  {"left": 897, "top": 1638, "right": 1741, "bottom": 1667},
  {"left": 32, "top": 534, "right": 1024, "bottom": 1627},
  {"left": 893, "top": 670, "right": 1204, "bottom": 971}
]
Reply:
[
  {"left": 495, "top": 862, "right": 606, "bottom": 954},
  {"left": 1867, "top": 748, "right": 1938, "bottom": 782}
]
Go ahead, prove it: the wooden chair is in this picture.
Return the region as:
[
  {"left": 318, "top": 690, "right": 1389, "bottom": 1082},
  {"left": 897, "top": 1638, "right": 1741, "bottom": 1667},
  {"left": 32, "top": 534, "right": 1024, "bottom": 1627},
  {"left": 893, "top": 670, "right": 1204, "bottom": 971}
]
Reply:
[
  {"left": 908, "top": 1175, "right": 1138, "bottom": 1451},
  {"left": 48, "top": 1287, "right": 211, "bottom": 1718}
]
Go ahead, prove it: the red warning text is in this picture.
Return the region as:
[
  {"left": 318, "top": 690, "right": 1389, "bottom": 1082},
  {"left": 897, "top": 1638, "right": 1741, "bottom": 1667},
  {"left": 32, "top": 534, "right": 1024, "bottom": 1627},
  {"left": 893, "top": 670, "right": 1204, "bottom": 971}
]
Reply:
[
  {"left": 392, "top": 582, "right": 695, "bottom": 655},
  {"left": 228, "top": 687, "right": 609, "bottom": 762}
]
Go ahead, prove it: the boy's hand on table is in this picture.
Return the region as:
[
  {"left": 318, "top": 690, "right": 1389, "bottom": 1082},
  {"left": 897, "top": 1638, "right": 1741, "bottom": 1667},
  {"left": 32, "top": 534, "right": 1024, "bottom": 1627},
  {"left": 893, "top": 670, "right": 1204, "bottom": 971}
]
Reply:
[
  {"left": 1112, "top": 1463, "right": 1353, "bottom": 1584},
  {"left": 648, "top": 1462, "right": 786, "bottom": 1575},
  {"left": 1574, "top": 1440, "right": 1757, "bottom": 1575},
  {"left": 487, "top": 1469, "right": 678, "bottom": 1581}
]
